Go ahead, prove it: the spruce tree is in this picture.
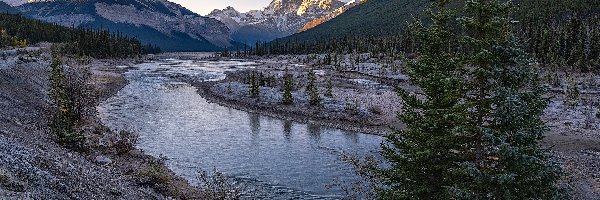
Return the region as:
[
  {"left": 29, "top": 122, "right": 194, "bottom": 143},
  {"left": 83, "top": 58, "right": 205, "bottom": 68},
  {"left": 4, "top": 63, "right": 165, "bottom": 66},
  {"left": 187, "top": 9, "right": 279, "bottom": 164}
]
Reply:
[
  {"left": 451, "top": 0, "right": 567, "bottom": 198},
  {"left": 378, "top": 0, "right": 568, "bottom": 199},
  {"left": 249, "top": 73, "right": 260, "bottom": 98},
  {"left": 282, "top": 68, "right": 294, "bottom": 105},
  {"left": 306, "top": 68, "right": 321, "bottom": 106},
  {"left": 378, "top": 1, "right": 466, "bottom": 198},
  {"left": 325, "top": 77, "right": 334, "bottom": 98}
]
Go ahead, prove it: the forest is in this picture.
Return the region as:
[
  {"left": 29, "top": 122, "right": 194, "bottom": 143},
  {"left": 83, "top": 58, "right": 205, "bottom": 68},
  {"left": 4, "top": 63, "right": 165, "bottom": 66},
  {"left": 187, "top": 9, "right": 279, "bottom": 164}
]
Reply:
[
  {"left": 0, "top": 13, "right": 161, "bottom": 58},
  {"left": 256, "top": 0, "right": 600, "bottom": 72}
]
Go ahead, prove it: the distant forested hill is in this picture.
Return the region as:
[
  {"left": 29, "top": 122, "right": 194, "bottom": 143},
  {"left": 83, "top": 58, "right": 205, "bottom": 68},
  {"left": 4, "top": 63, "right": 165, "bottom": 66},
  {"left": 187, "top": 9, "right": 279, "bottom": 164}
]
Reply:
[
  {"left": 279, "top": 0, "right": 428, "bottom": 42},
  {"left": 0, "top": 13, "right": 159, "bottom": 58},
  {"left": 267, "top": 0, "right": 600, "bottom": 71}
]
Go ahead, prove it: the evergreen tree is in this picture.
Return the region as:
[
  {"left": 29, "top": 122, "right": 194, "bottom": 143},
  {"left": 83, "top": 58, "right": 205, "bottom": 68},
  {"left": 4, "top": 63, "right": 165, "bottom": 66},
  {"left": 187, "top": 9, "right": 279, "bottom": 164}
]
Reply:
[
  {"left": 451, "top": 0, "right": 567, "bottom": 198},
  {"left": 49, "top": 51, "right": 85, "bottom": 150},
  {"left": 249, "top": 72, "right": 260, "bottom": 98},
  {"left": 282, "top": 68, "right": 294, "bottom": 105},
  {"left": 378, "top": 0, "right": 568, "bottom": 199},
  {"left": 325, "top": 77, "right": 334, "bottom": 97},
  {"left": 377, "top": 0, "right": 466, "bottom": 198},
  {"left": 306, "top": 68, "right": 321, "bottom": 106}
]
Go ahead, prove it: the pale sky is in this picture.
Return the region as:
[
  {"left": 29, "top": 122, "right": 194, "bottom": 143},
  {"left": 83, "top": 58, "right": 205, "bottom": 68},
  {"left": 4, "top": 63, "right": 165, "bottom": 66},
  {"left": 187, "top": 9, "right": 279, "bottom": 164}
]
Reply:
[
  {"left": 170, "top": 0, "right": 274, "bottom": 15},
  {"left": 169, "top": 0, "right": 351, "bottom": 16}
]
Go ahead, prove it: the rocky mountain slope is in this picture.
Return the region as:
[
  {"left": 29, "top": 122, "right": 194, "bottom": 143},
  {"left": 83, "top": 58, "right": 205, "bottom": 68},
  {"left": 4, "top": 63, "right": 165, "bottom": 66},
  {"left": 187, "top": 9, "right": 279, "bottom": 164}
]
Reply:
[
  {"left": 299, "top": 0, "right": 366, "bottom": 32},
  {"left": 0, "top": 0, "right": 26, "bottom": 7},
  {"left": 0, "top": 1, "right": 18, "bottom": 13},
  {"left": 208, "top": 0, "right": 345, "bottom": 44},
  {"left": 12, "top": 0, "right": 237, "bottom": 51},
  {"left": 278, "top": 0, "right": 428, "bottom": 43}
]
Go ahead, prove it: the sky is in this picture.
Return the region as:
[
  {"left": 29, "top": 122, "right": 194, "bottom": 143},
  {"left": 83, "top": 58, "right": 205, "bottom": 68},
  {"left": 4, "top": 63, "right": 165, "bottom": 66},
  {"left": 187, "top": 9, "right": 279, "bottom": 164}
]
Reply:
[
  {"left": 169, "top": 0, "right": 274, "bottom": 15},
  {"left": 170, "top": 0, "right": 351, "bottom": 16}
]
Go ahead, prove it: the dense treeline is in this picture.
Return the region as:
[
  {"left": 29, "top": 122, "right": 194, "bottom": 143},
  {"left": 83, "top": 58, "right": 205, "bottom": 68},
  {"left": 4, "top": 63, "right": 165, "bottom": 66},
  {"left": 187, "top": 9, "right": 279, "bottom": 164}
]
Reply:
[
  {"left": 0, "top": 13, "right": 160, "bottom": 58},
  {"left": 257, "top": 0, "right": 600, "bottom": 72},
  {"left": 516, "top": 0, "right": 600, "bottom": 72}
]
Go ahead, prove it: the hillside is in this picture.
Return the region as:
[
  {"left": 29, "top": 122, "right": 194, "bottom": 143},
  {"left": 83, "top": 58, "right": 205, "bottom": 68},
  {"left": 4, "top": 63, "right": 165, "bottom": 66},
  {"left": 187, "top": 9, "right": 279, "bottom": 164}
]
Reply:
[
  {"left": 270, "top": 0, "right": 600, "bottom": 72},
  {"left": 278, "top": 0, "right": 428, "bottom": 42},
  {"left": 0, "top": 1, "right": 18, "bottom": 14},
  {"left": 16, "top": 0, "right": 235, "bottom": 52}
]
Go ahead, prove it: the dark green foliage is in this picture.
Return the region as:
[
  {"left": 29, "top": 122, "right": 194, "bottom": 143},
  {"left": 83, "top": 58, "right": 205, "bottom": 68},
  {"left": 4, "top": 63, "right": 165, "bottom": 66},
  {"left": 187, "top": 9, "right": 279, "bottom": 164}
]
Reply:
[
  {"left": 49, "top": 52, "right": 85, "bottom": 150},
  {"left": 18, "top": 0, "right": 226, "bottom": 52},
  {"left": 378, "top": 1, "right": 466, "bottom": 198},
  {"left": 515, "top": 0, "right": 600, "bottom": 72},
  {"left": 306, "top": 68, "right": 321, "bottom": 107},
  {"left": 259, "top": 0, "right": 600, "bottom": 72},
  {"left": 325, "top": 77, "right": 333, "bottom": 97},
  {"left": 0, "top": 13, "right": 159, "bottom": 58},
  {"left": 378, "top": 0, "right": 568, "bottom": 199},
  {"left": 450, "top": 0, "right": 567, "bottom": 198},
  {"left": 248, "top": 73, "right": 260, "bottom": 98},
  {"left": 282, "top": 68, "right": 294, "bottom": 105}
]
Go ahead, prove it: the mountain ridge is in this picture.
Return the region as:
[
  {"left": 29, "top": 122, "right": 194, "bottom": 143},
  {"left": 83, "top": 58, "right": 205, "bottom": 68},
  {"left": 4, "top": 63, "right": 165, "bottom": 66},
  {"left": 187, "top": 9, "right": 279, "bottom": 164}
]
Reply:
[
  {"left": 208, "top": 0, "right": 345, "bottom": 44},
  {"left": 12, "top": 0, "right": 238, "bottom": 51}
]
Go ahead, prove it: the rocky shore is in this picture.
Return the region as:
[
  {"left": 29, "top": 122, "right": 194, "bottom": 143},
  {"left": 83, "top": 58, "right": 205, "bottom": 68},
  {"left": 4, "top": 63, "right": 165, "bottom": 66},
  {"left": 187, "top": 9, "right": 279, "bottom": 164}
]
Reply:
[{"left": 0, "top": 47, "right": 202, "bottom": 199}]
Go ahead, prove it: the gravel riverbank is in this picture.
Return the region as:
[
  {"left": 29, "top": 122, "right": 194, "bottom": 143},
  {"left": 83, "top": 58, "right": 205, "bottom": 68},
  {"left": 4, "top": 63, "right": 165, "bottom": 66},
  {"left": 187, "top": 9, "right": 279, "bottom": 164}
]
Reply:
[{"left": 0, "top": 47, "right": 202, "bottom": 199}]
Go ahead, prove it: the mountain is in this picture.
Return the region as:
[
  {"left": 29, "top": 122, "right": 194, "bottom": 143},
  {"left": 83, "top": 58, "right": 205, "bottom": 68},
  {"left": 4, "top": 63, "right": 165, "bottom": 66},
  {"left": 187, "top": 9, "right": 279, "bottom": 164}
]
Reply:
[
  {"left": 208, "top": 0, "right": 345, "bottom": 44},
  {"left": 278, "top": 0, "right": 428, "bottom": 43},
  {"left": 299, "top": 0, "right": 366, "bottom": 32},
  {"left": 14, "top": 0, "right": 237, "bottom": 52},
  {"left": 0, "top": 1, "right": 19, "bottom": 13},
  {"left": 1, "top": 0, "right": 26, "bottom": 7}
]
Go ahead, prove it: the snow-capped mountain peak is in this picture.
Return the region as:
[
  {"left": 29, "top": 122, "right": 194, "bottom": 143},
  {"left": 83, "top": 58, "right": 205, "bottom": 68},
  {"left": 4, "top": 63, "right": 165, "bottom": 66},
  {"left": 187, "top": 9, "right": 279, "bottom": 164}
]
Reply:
[{"left": 208, "top": 0, "right": 344, "bottom": 44}]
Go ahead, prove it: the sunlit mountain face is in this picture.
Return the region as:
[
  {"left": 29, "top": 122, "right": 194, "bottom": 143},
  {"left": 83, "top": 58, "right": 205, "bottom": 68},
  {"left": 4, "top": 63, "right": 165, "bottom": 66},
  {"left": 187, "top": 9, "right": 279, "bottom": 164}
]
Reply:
[{"left": 207, "top": 0, "right": 349, "bottom": 44}]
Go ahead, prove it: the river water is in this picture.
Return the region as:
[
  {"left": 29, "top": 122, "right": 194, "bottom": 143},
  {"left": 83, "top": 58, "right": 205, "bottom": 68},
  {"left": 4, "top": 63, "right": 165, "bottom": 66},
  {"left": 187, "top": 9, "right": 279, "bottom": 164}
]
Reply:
[{"left": 97, "top": 59, "right": 384, "bottom": 199}]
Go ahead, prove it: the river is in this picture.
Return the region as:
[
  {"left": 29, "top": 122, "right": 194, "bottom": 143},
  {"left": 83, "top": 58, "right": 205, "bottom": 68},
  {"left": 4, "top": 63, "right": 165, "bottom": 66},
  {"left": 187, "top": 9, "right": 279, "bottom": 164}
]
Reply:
[{"left": 97, "top": 58, "right": 384, "bottom": 199}]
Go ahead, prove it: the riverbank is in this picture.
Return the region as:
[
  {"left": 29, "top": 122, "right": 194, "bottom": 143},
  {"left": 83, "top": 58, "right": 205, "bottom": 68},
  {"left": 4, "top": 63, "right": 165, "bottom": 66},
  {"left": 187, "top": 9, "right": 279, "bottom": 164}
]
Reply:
[
  {"left": 186, "top": 54, "right": 413, "bottom": 136},
  {"left": 0, "top": 47, "right": 202, "bottom": 199},
  {"left": 185, "top": 54, "right": 600, "bottom": 198}
]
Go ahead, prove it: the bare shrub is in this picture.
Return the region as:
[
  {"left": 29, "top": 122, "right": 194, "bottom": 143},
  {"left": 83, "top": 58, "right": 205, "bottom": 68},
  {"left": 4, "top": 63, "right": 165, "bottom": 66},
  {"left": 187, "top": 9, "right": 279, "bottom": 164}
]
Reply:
[
  {"left": 368, "top": 106, "right": 383, "bottom": 115},
  {"left": 327, "top": 154, "right": 381, "bottom": 200},
  {"left": 112, "top": 130, "right": 139, "bottom": 155},
  {"left": 136, "top": 162, "right": 170, "bottom": 187}
]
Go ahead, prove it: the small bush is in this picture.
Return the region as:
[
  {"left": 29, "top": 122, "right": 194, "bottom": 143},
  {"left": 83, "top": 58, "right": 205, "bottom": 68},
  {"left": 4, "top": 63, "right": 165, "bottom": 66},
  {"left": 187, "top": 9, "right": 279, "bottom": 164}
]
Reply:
[
  {"left": 368, "top": 106, "right": 383, "bottom": 115},
  {"left": 112, "top": 130, "right": 139, "bottom": 155},
  {"left": 137, "top": 162, "right": 171, "bottom": 187}
]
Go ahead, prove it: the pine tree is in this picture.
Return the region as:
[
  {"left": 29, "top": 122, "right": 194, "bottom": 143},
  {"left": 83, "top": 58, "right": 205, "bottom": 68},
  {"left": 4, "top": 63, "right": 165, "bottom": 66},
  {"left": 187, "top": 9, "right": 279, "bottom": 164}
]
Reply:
[
  {"left": 451, "top": 0, "right": 567, "bottom": 198},
  {"left": 306, "top": 68, "right": 321, "bottom": 106},
  {"left": 49, "top": 51, "right": 85, "bottom": 150},
  {"left": 377, "top": 1, "right": 466, "bottom": 198},
  {"left": 282, "top": 68, "right": 294, "bottom": 105},
  {"left": 377, "top": 0, "right": 568, "bottom": 199},
  {"left": 249, "top": 72, "right": 260, "bottom": 98},
  {"left": 325, "top": 77, "right": 334, "bottom": 97}
]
